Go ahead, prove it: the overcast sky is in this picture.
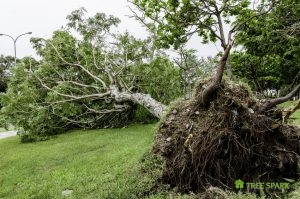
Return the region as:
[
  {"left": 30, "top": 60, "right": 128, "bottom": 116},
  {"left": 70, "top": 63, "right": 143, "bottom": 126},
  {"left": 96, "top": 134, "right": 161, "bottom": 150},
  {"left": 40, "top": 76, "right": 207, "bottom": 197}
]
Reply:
[{"left": 0, "top": 0, "right": 219, "bottom": 59}]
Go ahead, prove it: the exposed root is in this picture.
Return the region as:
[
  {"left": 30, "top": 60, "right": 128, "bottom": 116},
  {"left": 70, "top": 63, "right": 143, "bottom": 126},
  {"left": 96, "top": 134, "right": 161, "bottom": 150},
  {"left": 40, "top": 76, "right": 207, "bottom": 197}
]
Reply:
[{"left": 153, "top": 80, "right": 300, "bottom": 194}]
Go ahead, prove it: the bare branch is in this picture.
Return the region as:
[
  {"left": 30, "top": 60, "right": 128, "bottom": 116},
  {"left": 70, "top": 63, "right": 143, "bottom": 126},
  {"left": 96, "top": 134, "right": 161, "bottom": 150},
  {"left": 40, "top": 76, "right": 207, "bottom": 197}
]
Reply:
[
  {"left": 92, "top": 46, "right": 105, "bottom": 71},
  {"left": 58, "top": 80, "right": 99, "bottom": 91},
  {"left": 217, "top": 19, "right": 226, "bottom": 47},
  {"left": 83, "top": 104, "right": 127, "bottom": 114},
  {"left": 258, "top": 83, "right": 300, "bottom": 113},
  {"left": 127, "top": 6, "right": 155, "bottom": 32},
  {"left": 32, "top": 68, "right": 110, "bottom": 100},
  {"left": 44, "top": 39, "right": 108, "bottom": 89}
]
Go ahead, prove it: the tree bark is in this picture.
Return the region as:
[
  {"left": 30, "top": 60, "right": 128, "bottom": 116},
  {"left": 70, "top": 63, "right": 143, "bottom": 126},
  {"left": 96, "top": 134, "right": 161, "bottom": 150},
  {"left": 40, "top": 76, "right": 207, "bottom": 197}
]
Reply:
[
  {"left": 199, "top": 43, "right": 232, "bottom": 107},
  {"left": 110, "top": 85, "right": 166, "bottom": 118},
  {"left": 226, "top": 54, "right": 234, "bottom": 80}
]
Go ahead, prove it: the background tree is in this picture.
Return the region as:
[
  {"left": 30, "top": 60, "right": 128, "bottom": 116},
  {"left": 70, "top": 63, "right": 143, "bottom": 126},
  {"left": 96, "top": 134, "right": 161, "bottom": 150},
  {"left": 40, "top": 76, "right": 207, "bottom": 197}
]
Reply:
[
  {"left": 0, "top": 55, "right": 15, "bottom": 93},
  {"left": 231, "top": 52, "right": 281, "bottom": 93},
  {"left": 232, "top": 0, "right": 300, "bottom": 94},
  {"left": 174, "top": 47, "right": 218, "bottom": 99}
]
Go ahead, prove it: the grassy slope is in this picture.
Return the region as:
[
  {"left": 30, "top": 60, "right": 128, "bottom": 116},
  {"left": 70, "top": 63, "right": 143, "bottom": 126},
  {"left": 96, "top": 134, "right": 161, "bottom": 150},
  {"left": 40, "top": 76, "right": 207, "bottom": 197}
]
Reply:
[
  {"left": 280, "top": 100, "right": 300, "bottom": 125},
  {"left": 0, "top": 124, "right": 156, "bottom": 199},
  {"left": 0, "top": 113, "right": 299, "bottom": 199}
]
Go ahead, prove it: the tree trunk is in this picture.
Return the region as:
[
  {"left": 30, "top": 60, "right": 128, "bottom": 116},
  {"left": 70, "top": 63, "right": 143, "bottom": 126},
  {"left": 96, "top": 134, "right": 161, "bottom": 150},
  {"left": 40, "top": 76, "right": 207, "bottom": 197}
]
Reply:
[
  {"left": 226, "top": 53, "right": 234, "bottom": 80},
  {"left": 110, "top": 85, "right": 166, "bottom": 118},
  {"left": 199, "top": 43, "right": 232, "bottom": 107},
  {"left": 110, "top": 42, "right": 231, "bottom": 118}
]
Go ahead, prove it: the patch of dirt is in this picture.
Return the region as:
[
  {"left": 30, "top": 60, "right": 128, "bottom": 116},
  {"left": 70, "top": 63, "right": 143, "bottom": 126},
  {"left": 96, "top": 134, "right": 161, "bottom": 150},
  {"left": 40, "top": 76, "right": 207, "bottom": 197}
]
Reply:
[{"left": 153, "top": 80, "right": 300, "bottom": 193}]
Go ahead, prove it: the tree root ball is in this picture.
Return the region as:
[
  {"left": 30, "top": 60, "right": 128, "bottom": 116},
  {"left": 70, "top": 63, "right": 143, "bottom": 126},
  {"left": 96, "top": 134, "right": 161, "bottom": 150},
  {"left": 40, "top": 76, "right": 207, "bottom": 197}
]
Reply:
[{"left": 153, "top": 80, "right": 300, "bottom": 193}]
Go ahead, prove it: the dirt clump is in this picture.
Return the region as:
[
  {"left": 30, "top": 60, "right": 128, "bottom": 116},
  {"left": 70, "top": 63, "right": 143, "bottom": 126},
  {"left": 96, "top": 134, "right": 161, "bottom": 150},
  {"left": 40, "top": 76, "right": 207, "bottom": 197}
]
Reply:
[{"left": 153, "top": 80, "right": 300, "bottom": 193}]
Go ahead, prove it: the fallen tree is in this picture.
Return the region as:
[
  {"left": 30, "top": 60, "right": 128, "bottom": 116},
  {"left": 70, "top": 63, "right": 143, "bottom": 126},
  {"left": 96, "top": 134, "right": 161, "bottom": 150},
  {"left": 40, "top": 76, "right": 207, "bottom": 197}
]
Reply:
[
  {"left": 0, "top": 9, "right": 186, "bottom": 141},
  {"left": 25, "top": 3, "right": 300, "bottom": 133},
  {"left": 1, "top": 3, "right": 298, "bottom": 195},
  {"left": 9, "top": 3, "right": 299, "bottom": 134}
]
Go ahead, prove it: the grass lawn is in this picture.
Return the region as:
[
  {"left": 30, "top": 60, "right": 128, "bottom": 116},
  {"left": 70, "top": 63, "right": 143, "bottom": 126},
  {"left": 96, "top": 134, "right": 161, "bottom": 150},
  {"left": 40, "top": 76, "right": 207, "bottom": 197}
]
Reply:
[
  {"left": 0, "top": 122, "right": 299, "bottom": 199},
  {"left": 0, "top": 124, "right": 157, "bottom": 199}
]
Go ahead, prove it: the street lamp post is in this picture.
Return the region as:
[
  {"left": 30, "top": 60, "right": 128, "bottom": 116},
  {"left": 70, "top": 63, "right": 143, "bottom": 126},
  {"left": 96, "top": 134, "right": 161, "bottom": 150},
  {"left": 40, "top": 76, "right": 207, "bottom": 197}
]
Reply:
[{"left": 0, "top": 32, "right": 32, "bottom": 66}]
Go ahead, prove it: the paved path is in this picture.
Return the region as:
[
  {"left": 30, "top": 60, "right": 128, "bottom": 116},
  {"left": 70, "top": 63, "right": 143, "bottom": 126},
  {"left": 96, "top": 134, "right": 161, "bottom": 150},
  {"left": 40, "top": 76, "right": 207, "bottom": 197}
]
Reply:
[{"left": 0, "top": 131, "right": 17, "bottom": 139}]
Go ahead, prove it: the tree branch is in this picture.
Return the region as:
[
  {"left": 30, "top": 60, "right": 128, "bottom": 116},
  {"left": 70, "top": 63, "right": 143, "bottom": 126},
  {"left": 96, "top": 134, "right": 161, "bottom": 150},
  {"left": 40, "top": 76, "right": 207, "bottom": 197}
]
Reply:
[
  {"left": 58, "top": 80, "right": 99, "bottom": 90},
  {"left": 258, "top": 83, "right": 300, "bottom": 113},
  {"left": 231, "top": 1, "right": 278, "bottom": 33},
  {"left": 45, "top": 40, "right": 108, "bottom": 89},
  {"left": 33, "top": 69, "right": 110, "bottom": 101},
  {"left": 83, "top": 103, "right": 128, "bottom": 114}
]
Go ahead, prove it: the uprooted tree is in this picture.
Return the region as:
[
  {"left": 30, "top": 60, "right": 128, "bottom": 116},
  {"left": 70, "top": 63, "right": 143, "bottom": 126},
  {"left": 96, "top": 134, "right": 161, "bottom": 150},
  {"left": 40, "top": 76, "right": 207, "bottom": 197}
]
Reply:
[
  {"left": 0, "top": 0, "right": 299, "bottom": 194},
  {"left": 130, "top": 0, "right": 300, "bottom": 110},
  {"left": 131, "top": 0, "right": 300, "bottom": 195},
  {"left": 0, "top": 8, "right": 185, "bottom": 141}
]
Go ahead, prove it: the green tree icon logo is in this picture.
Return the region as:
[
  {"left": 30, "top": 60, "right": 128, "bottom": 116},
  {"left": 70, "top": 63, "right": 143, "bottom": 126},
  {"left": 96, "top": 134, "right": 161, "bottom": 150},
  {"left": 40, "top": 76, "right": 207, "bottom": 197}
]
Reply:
[{"left": 235, "top": 179, "right": 244, "bottom": 189}]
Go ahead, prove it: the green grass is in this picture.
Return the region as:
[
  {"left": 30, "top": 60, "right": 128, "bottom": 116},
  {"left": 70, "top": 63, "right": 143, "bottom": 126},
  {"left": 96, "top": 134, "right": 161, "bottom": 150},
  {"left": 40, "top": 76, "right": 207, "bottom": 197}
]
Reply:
[
  {"left": 279, "top": 100, "right": 300, "bottom": 125},
  {"left": 0, "top": 124, "right": 157, "bottom": 199},
  {"left": 0, "top": 123, "right": 299, "bottom": 199}
]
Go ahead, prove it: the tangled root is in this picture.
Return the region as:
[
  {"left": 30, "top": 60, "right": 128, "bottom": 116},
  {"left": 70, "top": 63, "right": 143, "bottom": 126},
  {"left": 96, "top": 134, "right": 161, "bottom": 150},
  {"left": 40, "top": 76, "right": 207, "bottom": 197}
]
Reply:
[{"left": 153, "top": 80, "right": 300, "bottom": 193}]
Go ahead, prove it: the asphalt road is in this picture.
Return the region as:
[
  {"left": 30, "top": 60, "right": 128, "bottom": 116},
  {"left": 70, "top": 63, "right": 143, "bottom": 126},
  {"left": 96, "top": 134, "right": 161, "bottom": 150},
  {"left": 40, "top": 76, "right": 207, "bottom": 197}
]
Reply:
[{"left": 0, "top": 131, "right": 17, "bottom": 139}]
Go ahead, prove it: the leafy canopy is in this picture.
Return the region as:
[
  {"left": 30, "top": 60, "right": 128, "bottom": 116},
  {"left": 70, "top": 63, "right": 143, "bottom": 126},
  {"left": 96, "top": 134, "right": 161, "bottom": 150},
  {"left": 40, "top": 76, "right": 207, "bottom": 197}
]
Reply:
[
  {"left": 232, "top": 0, "right": 300, "bottom": 91},
  {"left": 0, "top": 8, "right": 184, "bottom": 141},
  {"left": 132, "top": 0, "right": 274, "bottom": 49}
]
